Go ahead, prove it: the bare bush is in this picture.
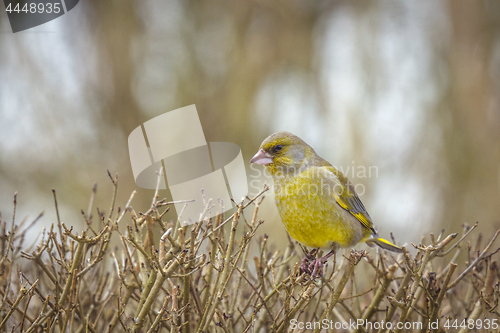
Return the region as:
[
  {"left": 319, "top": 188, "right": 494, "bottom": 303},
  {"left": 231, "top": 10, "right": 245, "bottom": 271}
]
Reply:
[{"left": 0, "top": 172, "right": 499, "bottom": 332}]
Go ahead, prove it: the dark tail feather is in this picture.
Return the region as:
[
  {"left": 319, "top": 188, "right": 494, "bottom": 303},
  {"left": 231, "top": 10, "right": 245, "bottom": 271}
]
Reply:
[{"left": 365, "top": 237, "right": 403, "bottom": 253}]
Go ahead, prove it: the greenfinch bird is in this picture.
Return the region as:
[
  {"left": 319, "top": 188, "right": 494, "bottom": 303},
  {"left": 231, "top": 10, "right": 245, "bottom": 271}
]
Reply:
[{"left": 250, "top": 131, "right": 402, "bottom": 277}]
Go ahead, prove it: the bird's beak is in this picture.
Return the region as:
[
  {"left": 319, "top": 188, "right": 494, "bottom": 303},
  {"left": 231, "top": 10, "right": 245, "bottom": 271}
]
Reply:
[{"left": 250, "top": 149, "right": 273, "bottom": 165}]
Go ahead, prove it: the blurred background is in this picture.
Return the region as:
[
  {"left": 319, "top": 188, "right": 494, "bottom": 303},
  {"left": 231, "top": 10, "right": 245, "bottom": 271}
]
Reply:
[{"left": 1, "top": 0, "right": 500, "bottom": 248}]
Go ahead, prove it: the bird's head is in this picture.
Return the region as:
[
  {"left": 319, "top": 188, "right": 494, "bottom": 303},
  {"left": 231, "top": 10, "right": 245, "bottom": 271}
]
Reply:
[{"left": 250, "top": 131, "right": 321, "bottom": 177}]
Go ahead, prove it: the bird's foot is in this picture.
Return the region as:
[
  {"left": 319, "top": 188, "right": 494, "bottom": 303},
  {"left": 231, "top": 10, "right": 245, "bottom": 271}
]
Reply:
[
  {"left": 300, "top": 249, "right": 318, "bottom": 274},
  {"left": 300, "top": 249, "right": 335, "bottom": 279},
  {"left": 300, "top": 256, "right": 312, "bottom": 274},
  {"left": 308, "top": 257, "right": 328, "bottom": 279}
]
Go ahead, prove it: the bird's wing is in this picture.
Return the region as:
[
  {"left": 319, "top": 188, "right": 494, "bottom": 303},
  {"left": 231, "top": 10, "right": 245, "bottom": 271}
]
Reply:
[{"left": 322, "top": 166, "right": 376, "bottom": 234}]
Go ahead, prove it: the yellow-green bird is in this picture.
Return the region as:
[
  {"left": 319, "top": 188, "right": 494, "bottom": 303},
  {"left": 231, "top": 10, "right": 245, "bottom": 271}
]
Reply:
[{"left": 250, "top": 131, "right": 402, "bottom": 277}]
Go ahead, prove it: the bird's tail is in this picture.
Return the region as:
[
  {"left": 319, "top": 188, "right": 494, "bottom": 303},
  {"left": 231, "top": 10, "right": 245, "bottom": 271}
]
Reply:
[{"left": 365, "top": 237, "right": 403, "bottom": 253}]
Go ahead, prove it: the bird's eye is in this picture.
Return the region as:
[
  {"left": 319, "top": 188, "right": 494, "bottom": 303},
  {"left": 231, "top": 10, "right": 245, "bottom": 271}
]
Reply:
[{"left": 273, "top": 145, "right": 283, "bottom": 153}]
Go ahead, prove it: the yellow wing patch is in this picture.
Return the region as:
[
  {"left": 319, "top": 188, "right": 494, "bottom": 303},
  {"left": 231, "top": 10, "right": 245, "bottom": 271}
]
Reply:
[
  {"left": 335, "top": 197, "right": 375, "bottom": 233},
  {"left": 325, "top": 166, "right": 376, "bottom": 234}
]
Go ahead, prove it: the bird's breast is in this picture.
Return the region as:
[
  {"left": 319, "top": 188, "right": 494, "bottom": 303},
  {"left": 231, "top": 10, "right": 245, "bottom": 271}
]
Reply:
[{"left": 273, "top": 172, "right": 363, "bottom": 249}]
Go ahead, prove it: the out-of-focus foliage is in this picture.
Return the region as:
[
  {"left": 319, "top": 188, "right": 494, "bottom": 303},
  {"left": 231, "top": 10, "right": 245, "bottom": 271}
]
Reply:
[{"left": 0, "top": 0, "right": 500, "bottom": 244}]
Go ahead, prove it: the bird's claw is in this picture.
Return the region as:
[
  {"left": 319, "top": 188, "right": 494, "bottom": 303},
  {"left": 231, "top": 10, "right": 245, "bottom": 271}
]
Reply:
[
  {"left": 301, "top": 255, "right": 327, "bottom": 279},
  {"left": 300, "top": 249, "right": 334, "bottom": 279},
  {"left": 309, "top": 258, "right": 328, "bottom": 279},
  {"left": 300, "top": 256, "right": 312, "bottom": 275}
]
